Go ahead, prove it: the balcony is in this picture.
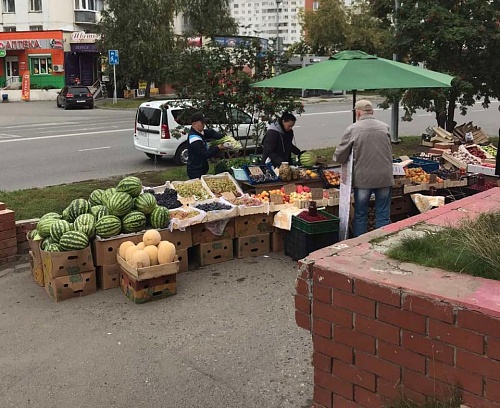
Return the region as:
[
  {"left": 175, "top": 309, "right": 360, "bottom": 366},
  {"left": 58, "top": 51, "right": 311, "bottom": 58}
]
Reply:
[{"left": 74, "top": 10, "right": 97, "bottom": 25}]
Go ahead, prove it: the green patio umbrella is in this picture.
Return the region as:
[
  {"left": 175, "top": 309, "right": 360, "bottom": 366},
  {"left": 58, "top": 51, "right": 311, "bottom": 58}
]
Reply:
[{"left": 252, "top": 50, "right": 455, "bottom": 122}]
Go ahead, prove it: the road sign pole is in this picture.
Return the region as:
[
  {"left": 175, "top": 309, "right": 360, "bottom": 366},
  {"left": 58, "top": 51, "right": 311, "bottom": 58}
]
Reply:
[{"left": 113, "top": 65, "right": 117, "bottom": 105}]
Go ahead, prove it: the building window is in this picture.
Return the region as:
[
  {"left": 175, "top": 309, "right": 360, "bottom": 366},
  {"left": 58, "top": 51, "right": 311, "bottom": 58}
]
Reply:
[
  {"left": 30, "top": 25, "right": 43, "bottom": 31},
  {"left": 30, "top": 0, "right": 42, "bottom": 11},
  {"left": 74, "top": 0, "right": 97, "bottom": 11},
  {"left": 31, "top": 56, "right": 53, "bottom": 75},
  {"left": 313, "top": 2, "right": 319, "bottom": 10},
  {"left": 2, "top": 0, "right": 15, "bottom": 12},
  {"left": 3, "top": 26, "right": 16, "bottom": 32}
]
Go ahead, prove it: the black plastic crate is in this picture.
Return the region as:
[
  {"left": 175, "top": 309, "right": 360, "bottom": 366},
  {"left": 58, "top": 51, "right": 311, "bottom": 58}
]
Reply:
[{"left": 284, "top": 226, "right": 339, "bottom": 261}]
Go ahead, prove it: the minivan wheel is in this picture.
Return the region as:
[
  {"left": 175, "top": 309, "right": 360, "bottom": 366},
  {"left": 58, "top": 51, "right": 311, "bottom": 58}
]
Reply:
[
  {"left": 146, "top": 153, "right": 163, "bottom": 160},
  {"left": 174, "top": 142, "right": 189, "bottom": 166}
]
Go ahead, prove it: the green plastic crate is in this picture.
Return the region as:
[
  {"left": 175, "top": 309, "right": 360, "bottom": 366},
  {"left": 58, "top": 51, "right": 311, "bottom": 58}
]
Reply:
[{"left": 291, "top": 210, "right": 340, "bottom": 234}]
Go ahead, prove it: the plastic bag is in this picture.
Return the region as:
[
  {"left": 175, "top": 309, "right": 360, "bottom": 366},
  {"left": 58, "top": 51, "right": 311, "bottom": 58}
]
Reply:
[
  {"left": 411, "top": 194, "right": 445, "bottom": 213},
  {"left": 205, "top": 219, "right": 230, "bottom": 236}
]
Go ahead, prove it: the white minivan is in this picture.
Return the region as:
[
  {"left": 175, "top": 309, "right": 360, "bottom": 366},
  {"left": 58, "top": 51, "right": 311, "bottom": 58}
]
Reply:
[{"left": 133, "top": 100, "right": 265, "bottom": 165}]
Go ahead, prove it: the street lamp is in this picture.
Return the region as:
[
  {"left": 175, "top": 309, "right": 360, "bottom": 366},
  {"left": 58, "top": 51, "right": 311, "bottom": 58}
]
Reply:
[{"left": 275, "top": 0, "right": 282, "bottom": 56}]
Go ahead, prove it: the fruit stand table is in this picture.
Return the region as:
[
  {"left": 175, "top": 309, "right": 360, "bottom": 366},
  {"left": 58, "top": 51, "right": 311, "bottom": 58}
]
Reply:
[{"left": 239, "top": 179, "right": 325, "bottom": 194}]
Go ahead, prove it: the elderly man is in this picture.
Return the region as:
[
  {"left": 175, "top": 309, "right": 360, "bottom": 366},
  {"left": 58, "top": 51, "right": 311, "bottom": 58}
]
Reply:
[{"left": 334, "top": 100, "right": 393, "bottom": 237}]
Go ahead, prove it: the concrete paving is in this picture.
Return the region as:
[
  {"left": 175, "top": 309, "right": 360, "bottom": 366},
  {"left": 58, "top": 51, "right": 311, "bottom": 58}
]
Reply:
[{"left": 0, "top": 252, "right": 313, "bottom": 408}]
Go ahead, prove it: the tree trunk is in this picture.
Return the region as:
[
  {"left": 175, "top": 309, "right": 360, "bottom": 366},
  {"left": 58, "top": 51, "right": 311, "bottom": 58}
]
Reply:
[
  {"left": 446, "top": 97, "right": 457, "bottom": 132},
  {"left": 145, "top": 82, "right": 151, "bottom": 99}
]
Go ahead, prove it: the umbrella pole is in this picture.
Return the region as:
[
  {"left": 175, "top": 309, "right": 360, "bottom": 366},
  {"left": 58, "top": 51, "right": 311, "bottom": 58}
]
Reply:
[{"left": 352, "top": 90, "right": 357, "bottom": 123}]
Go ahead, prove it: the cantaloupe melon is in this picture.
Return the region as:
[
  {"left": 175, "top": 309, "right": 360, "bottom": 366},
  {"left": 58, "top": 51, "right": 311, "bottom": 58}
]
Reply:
[
  {"left": 144, "top": 245, "right": 159, "bottom": 266},
  {"left": 143, "top": 229, "right": 161, "bottom": 246},
  {"left": 137, "top": 242, "right": 146, "bottom": 250},
  {"left": 129, "top": 249, "right": 151, "bottom": 268},
  {"left": 125, "top": 245, "right": 140, "bottom": 262},
  {"left": 157, "top": 240, "right": 176, "bottom": 264},
  {"left": 119, "top": 241, "right": 135, "bottom": 259}
]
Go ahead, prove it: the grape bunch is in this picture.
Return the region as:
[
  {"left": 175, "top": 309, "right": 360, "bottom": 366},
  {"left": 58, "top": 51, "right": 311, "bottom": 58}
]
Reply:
[
  {"left": 194, "top": 202, "right": 233, "bottom": 212},
  {"left": 145, "top": 188, "right": 183, "bottom": 209}
]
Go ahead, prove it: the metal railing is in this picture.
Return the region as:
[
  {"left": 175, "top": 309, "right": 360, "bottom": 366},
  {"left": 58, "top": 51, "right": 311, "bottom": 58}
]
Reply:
[{"left": 2, "top": 77, "right": 21, "bottom": 89}]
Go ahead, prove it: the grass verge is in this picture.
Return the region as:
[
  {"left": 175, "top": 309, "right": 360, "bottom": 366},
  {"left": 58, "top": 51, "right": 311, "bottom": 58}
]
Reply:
[{"left": 387, "top": 211, "right": 500, "bottom": 280}]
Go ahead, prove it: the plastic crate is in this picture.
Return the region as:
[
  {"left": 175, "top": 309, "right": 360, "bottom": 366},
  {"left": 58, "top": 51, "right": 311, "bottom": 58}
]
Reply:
[
  {"left": 242, "top": 164, "right": 280, "bottom": 185},
  {"left": 393, "top": 157, "right": 439, "bottom": 173},
  {"left": 284, "top": 226, "right": 339, "bottom": 261},
  {"left": 291, "top": 210, "right": 340, "bottom": 234}
]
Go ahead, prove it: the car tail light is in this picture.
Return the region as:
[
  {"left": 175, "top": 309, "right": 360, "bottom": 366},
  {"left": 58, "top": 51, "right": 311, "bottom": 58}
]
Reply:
[
  {"left": 87, "top": 93, "right": 92, "bottom": 98},
  {"left": 134, "top": 121, "right": 137, "bottom": 135},
  {"left": 66, "top": 93, "right": 74, "bottom": 98},
  {"left": 161, "top": 123, "right": 170, "bottom": 139}
]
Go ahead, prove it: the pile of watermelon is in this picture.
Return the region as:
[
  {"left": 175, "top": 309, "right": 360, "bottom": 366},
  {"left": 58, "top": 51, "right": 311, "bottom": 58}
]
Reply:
[{"left": 30, "top": 176, "right": 171, "bottom": 252}]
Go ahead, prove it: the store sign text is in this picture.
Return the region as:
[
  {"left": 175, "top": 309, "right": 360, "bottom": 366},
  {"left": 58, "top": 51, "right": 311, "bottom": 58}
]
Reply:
[
  {"left": 71, "top": 31, "right": 101, "bottom": 43},
  {"left": 0, "top": 40, "right": 42, "bottom": 50}
]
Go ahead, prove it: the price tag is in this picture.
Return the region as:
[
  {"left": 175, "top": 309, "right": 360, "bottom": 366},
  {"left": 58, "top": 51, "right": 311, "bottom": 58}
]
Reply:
[
  {"left": 270, "top": 193, "right": 284, "bottom": 204},
  {"left": 282, "top": 184, "right": 296, "bottom": 195},
  {"left": 311, "top": 188, "right": 323, "bottom": 200},
  {"left": 429, "top": 174, "right": 437, "bottom": 184},
  {"left": 393, "top": 164, "right": 406, "bottom": 176},
  {"left": 221, "top": 192, "right": 236, "bottom": 201}
]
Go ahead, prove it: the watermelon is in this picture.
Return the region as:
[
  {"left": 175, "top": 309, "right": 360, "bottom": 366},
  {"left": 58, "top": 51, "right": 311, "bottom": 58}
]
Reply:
[
  {"left": 122, "top": 211, "right": 147, "bottom": 233},
  {"left": 49, "top": 219, "right": 73, "bottom": 242},
  {"left": 116, "top": 176, "right": 142, "bottom": 198},
  {"left": 62, "top": 207, "right": 72, "bottom": 222},
  {"left": 101, "top": 188, "right": 117, "bottom": 207},
  {"left": 67, "top": 198, "right": 91, "bottom": 221},
  {"left": 59, "top": 230, "right": 89, "bottom": 251},
  {"left": 95, "top": 215, "right": 122, "bottom": 238},
  {"left": 40, "top": 212, "right": 62, "bottom": 221},
  {"left": 89, "top": 189, "right": 105, "bottom": 206},
  {"left": 107, "top": 192, "right": 134, "bottom": 217},
  {"left": 299, "top": 151, "right": 317, "bottom": 167},
  {"left": 41, "top": 236, "right": 57, "bottom": 250},
  {"left": 44, "top": 243, "right": 62, "bottom": 252},
  {"left": 28, "top": 229, "right": 43, "bottom": 241},
  {"left": 74, "top": 213, "right": 96, "bottom": 238},
  {"left": 37, "top": 217, "right": 59, "bottom": 238},
  {"left": 91, "top": 205, "right": 109, "bottom": 220},
  {"left": 134, "top": 193, "right": 157, "bottom": 215},
  {"left": 149, "top": 206, "right": 170, "bottom": 229}
]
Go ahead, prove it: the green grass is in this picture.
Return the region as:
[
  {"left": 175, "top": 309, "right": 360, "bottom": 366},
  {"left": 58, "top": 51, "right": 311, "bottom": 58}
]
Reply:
[{"left": 387, "top": 212, "right": 500, "bottom": 280}]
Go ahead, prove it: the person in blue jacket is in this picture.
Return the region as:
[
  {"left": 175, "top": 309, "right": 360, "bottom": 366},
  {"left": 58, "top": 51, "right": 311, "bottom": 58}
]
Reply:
[{"left": 187, "top": 112, "right": 225, "bottom": 179}]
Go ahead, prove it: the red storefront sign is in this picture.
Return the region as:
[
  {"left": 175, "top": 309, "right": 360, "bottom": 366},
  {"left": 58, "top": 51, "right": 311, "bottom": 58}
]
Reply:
[{"left": 21, "top": 72, "right": 30, "bottom": 101}]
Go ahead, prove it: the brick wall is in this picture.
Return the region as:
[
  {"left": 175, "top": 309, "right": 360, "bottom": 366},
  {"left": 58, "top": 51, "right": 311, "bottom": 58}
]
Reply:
[
  {"left": 296, "top": 264, "right": 500, "bottom": 408},
  {"left": 0, "top": 202, "right": 17, "bottom": 265},
  {"left": 295, "top": 189, "right": 500, "bottom": 408}
]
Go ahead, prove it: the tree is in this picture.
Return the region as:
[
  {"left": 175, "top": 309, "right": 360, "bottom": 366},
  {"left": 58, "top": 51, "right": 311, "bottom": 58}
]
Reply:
[
  {"left": 96, "top": 0, "right": 178, "bottom": 98},
  {"left": 179, "top": 0, "right": 238, "bottom": 37},
  {"left": 165, "top": 40, "right": 304, "bottom": 157},
  {"left": 369, "top": 0, "right": 500, "bottom": 130}
]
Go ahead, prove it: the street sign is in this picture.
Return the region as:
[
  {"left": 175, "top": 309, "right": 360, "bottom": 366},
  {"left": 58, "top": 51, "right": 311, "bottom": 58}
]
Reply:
[
  {"left": 108, "top": 49, "right": 119, "bottom": 65},
  {"left": 0, "top": 50, "right": 6, "bottom": 58}
]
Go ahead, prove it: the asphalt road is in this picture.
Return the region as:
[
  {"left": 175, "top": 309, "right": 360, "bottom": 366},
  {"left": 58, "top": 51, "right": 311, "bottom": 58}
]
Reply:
[{"left": 0, "top": 99, "right": 498, "bottom": 191}]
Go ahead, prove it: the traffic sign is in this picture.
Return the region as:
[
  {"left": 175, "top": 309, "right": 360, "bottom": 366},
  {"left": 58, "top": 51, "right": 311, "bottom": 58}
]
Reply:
[
  {"left": 108, "top": 49, "right": 119, "bottom": 65},
  {"left": 0, "top": 50, "right": 6, "bottom": 58}
]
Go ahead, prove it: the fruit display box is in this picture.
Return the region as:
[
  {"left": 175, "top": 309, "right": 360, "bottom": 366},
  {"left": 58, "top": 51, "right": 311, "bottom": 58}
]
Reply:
[
  {"left": 117, "top": 254, "right": 179, "bottom": 281},
  {"left": 237, "top": 199, "right": 270, "bottom": 216},
  {"left": 271, "top": 229, "right": 288, "bottom": 252},
  {"left": 41, "top": 245, "right": 94, "bottom": 279},
  {"left": 318, "top": 166, "right": 341, "bottom": 188},
  {"left": 291, "top": 210, "right": 340, "bottom": 235},
  {"left": 142, "top": 181, "right": 173, "bottom": 194},
  {"left": 191, "top": 198, "right": 238, "bottom": 223},
  {"left": 234, "top": 213, "right": 275, "bottom": 237},
  {"left": 92, "top": 233, "right": 144, "bottom": 266},
  {"left": 120, "top": 270, "right": 177, "bottom": 304},
  {"left": 467, "top": 164, "right": 498, "bottom": 177},
  {"left": 45, "top": 270, "right": 97, "bottom": 302},
  {"left": 176, "top": 248, "right": 188, "bottom": 273},
  {"left": 235, "top": 233, "right": 270, "bottom": 258},
  {"left": 192, "top": 239, "right": 234, "bottom": 266},
  {"left": 96, "top": 264, "right": 120, "bottom": 290},
  {"left": 242, "top": 164, "right": 280, "bottom": 185},
  {"left": 29, "top": 250, "right": 44, "bottom": 287},
  {"left": 171, "top": 179, "right": 214, "bottom": 204},
  {"left": 201, "top": 172, "right": 244, "bottom": 198},
  {"left": 190, "top": 219, "right": 236, "bottom": 245}
]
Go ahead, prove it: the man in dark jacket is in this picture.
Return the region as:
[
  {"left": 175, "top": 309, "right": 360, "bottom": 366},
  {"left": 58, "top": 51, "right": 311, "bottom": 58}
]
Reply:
[
  {"left": 187, "top": 112, "right": 225, "bottom": 179},
  {"left": 261, "top": 112, "right": 303, "bottom": 167}
]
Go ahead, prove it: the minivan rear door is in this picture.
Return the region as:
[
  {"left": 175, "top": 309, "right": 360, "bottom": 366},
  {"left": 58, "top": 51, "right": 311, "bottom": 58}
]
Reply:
[{"left": 136, "top": 107, "right": 161, "bottom": 148}]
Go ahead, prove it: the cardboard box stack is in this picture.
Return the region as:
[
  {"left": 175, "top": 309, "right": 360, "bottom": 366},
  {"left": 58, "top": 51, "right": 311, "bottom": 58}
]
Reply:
[
  {"left": 42, "top": 246, "right": 97, "bottom": 302},
  {"left": 234, "top": 214, "right": 273, "bottom": 258},
  {"left": 159, "top": 227, "right": 192, "bottom": 273},
  {"left": 0, "top": 203, "right": 17, "bottom": 266}
]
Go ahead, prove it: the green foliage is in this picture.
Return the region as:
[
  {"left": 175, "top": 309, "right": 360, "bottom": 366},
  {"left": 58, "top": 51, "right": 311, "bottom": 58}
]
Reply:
[
  {"left": 179, "top": 0, "right": 238, "bottom": 36},
  {"left": 96, "top": 0, "right": 178, "bottom": 97}
]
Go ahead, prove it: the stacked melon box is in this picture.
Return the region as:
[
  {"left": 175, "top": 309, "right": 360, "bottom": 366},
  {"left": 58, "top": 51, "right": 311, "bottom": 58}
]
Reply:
[
  {"left": 234, "top": 214, "right": 273, "bottom": 258},
  {"left": 117, "top": 230, "right": 179, "bottom": 304}
]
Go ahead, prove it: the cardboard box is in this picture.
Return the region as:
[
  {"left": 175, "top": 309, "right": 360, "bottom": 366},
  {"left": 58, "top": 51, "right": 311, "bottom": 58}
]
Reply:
[
  {"left": 120, "top": 270, "right": 176, "bottom": 304},
  {"left": 467, "top": 164, "right": 498, "bottom": 177},
  {"left": 190, "top": 219, "right": 235, "bottom": 245},
  {"left": 159, "top": 227, "right": 193, "bottom": 250},
  {"left": 117, "top": 255, "right": 179, "bottom": 281},
  {"left": 177, "top": 248, "right": 188, "bottom": 273},
  {"left": 96, "top": 264, "right": 120, "bottom": 290},
  {"left": 390, "top": 196, "right": 413, "bottom": 216},
  {"left": 235, "top": 234, "right": 270, "bottom": 258},
  {"left": 29, "top": 250, "right": 44, "bottom": 287},
  {"left": 271, "top": 229, "right": 288, "bottom": 252},
  {"left": 234, "top": 214, "right": 274, "bottom": 237},
  {"left": 92, "top": 233, "right": 143, "bottom": 266},
  {"left": 41, "top": 246, "right": 94, "bottom": 279},
  {"left": 27, "top": 234, "right": 42, "bottom": 263},
  {"left": 45, "top": 270, "right": 96, "bottom": 302},
  {"left": 193, "top": 239, "right": 233, "bottom": 266}
]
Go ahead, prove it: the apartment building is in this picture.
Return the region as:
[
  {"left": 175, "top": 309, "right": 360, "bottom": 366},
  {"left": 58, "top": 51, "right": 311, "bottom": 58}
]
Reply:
[{"left": 0, "top": 0, "right": 104, "bottom": 88}]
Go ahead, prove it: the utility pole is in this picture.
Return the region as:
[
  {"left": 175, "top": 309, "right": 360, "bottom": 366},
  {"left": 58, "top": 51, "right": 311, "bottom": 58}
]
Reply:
[
  {"left": 390, "top": 0, "right": 401, "bottom": 143},
  {"left": 275, "top": 0, "right": 282, "bottom": 74}
]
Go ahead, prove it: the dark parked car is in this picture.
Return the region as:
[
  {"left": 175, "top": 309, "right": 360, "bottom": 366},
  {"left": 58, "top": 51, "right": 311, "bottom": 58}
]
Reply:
[{"left": 56, "top": 86, "right": 94, "bottom": 110}]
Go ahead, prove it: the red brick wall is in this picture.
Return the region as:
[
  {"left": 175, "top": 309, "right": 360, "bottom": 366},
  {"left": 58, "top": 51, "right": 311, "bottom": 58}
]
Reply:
[
  {"left": 296, "top": 261, "right": 500, "bottom": 408},
  {"left": 0, "top": 203, "right": 17, "bottom": 265}
]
